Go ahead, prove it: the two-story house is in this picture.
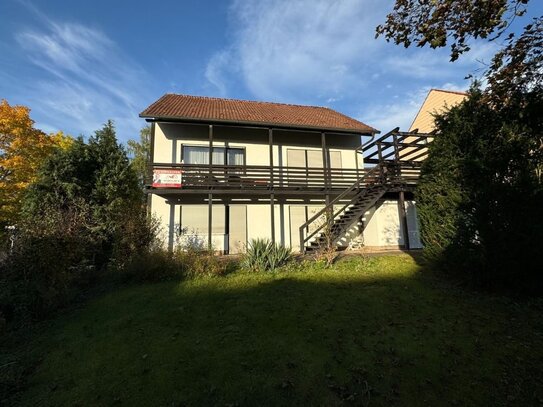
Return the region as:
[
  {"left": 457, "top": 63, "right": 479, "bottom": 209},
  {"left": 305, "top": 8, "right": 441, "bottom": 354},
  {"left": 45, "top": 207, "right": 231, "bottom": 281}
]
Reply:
[{"left": 140, "top": 94, "right": 431, "bottom": 254}]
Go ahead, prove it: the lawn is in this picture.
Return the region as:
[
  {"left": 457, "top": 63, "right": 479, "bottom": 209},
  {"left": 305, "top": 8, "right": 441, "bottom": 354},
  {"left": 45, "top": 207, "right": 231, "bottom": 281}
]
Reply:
[{"left": 2, "top": 255, "right": 543, "bottom": 406}]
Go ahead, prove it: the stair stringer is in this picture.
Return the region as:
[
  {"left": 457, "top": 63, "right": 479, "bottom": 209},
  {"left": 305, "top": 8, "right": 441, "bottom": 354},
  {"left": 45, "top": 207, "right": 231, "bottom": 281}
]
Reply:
[{"left": 307, "top": 184, "right": 388, "bottom": 252}]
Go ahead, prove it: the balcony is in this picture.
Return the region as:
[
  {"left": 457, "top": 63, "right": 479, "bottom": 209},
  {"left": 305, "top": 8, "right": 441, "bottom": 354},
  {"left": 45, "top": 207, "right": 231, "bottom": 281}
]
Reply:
[{"left": 147, "top": 163, "right": 421, "bottom": 196}]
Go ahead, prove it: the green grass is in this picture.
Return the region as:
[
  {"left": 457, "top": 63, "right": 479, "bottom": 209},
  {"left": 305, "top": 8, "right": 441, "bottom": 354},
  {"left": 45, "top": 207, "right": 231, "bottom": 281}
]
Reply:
[{"left": 3, "top": 255, "right": 543, "bottom": 406}]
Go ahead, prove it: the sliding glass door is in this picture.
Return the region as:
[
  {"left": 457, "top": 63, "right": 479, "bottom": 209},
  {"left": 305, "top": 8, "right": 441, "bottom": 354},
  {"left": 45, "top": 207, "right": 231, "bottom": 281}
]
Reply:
[{"left": 183, "top": 146, "right": 245, "bottom": 166}]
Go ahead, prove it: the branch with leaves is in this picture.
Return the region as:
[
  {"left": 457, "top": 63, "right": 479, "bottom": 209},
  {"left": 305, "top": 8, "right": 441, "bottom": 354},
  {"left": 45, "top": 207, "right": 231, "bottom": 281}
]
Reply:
[{"left": 377, "top": 0, "right": 541, "bottom": 106}]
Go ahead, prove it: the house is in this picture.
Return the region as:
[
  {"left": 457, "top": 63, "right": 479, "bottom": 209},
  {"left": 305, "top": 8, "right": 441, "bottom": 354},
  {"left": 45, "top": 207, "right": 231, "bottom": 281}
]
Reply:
[
  {"left": 410, "top": 89, "right": 467, "bottom": 132},
  {"left": 140, "top": 94, "right": 432, "bottom": 254},
  {"left": 396, "top": 89, "right": 468, "bottom": 165}
]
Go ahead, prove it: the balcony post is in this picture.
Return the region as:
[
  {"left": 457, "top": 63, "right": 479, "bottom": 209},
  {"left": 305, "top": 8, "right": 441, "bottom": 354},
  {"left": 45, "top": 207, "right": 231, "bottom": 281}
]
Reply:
[
  {"left": 393, "top": 132, "right": 401, "bottom": 181},
  {"left": 208, "top": 125, "right": 213, "bottom": 185},
  {"left": 147, "top": 122, "right": 156, "bottom": 213},
  {"left": 269, "top": 128, "right": 275, "bottom": 244},
  {"left": 208, "top": 125, "right": 213, "bottom": 249},
  {"left": 321, "top": 132, "right": 330, "bottom": 205},
  {"left": 377, "top": 141, "right": 385, "bottom": 182}
]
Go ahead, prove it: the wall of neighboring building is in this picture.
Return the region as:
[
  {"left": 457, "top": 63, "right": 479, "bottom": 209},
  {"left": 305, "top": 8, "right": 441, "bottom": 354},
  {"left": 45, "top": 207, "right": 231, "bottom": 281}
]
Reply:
[{"left": 410, "top": 89, "right": 467, "bottom": 133}]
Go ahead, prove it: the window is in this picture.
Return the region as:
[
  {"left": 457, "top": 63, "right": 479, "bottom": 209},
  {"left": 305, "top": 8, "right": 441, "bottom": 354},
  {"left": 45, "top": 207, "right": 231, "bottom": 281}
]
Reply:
[{"left": 183, "top": 146, "right": 245, "bottom": 166}]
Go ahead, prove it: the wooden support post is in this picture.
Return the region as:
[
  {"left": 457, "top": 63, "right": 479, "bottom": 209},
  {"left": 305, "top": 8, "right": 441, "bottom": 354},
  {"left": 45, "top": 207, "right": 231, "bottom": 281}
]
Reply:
[
  {"left": 269, "top": 128, "right": 275, "bottom": 244},
  {"left": 299, "top": 226, "right": 305, "bottom": 254},
  {"left": 355, "top": 146, "right": 360, "bottom": 180},
  {"left": 208, "top": 125, "right": 213, "bottom": 250},
  {"left": 208, "top": 193, "right": 213, "bottom": 250},
  {"left": 321, "top": 132, "right": 330, "bottom": 205},
  {"left": 208, "top": 125, "right": 213, "bottom": 184},
  {"left": 147, "top": 122, "right": 156, "bottom": 214},
  {"left": 398, "top": 191, "right": 410, "bottom": 250},
  {"left": 168, "top": 201, "right": 175, "bottom": 252},
  {"left": 393, "top": 132, "right": 401, "bottom": 181},
  {"left": 377, "top": 142, "right": 385, "bottom": 182}
]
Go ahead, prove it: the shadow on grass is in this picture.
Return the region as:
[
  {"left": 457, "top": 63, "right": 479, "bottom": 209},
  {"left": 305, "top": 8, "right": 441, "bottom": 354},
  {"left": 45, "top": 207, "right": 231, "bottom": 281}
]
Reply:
[{"left": 5, "top": 260, "right": 543, "bottom": 407}]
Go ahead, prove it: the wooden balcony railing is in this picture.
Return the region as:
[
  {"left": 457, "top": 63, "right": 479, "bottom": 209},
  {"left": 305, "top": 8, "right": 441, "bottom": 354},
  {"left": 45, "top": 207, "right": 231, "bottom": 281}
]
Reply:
[{"left": 148, "top": 163, "right": 421, "bottom": 192}]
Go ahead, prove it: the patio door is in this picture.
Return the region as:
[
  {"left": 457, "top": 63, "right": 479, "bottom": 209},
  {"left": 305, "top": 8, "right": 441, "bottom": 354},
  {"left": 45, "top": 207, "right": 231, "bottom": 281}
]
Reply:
[
  {"left": 287, "top": 149, "right": 341, "bottom": 187},
  {"left": 183, "top": 146, "right": 244, "bottom": 165},
  {"left": 183, "top": 146, "right": 245, "bottom": 184}
]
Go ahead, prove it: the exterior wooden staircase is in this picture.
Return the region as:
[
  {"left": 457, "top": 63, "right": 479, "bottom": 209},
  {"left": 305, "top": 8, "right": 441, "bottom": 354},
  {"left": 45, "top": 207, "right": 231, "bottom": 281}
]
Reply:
[{"left": 299, "top": 128, "right": 433, "bottom": 253}]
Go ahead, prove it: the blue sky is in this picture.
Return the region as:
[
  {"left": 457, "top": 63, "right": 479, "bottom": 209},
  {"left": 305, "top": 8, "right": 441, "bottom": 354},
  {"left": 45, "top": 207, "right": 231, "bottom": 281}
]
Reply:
[{"left": 1, "top": 0, "right": 541, "bottom": 142}]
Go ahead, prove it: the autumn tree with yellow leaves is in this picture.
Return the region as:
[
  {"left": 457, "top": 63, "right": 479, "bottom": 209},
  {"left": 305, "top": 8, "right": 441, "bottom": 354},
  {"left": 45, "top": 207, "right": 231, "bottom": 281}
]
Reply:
[{"left": 0, "top": 99, "right": 70, "bottom": 228}]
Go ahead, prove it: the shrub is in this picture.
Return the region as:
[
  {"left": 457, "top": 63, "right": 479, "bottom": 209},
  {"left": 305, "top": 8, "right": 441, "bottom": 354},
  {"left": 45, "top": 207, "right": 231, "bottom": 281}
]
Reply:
[
  {"left": 312, "top": 210, "right": 339, "bottom": 267},
  {"left": 0, "top": 200, "right": 100, "bottom": 326},
  {"left": 123, "top": 249, "right": 182, "bottom": 282},
  {"left": 111, "top": 210, "right": 162, "bottom": 270},
  {"left": 242, "top": 239, "right": 292, "bottom": 272},
  {"left": 175, "top": 248, "right": 227, "bottom": 278},
  {"left": 124, "top": 228, "right": 229, "bottom": 282}
]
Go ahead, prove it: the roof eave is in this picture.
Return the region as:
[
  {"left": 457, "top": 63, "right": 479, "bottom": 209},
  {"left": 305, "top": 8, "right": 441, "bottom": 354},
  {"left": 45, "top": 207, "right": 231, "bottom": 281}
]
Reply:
[{"left": 139, "top": 114, "right": 379, "bottom": 136}]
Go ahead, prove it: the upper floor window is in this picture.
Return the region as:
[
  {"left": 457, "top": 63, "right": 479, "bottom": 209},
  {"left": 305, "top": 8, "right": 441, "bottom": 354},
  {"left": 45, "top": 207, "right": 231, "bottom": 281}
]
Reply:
[{"left": 183, "top": 146, "right": 244, "bottom": 166}]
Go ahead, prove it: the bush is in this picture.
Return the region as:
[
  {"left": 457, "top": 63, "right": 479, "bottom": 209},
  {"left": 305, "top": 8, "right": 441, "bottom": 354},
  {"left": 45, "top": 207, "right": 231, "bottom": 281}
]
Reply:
[
  {"left": 0, "top": 201, "right": 100, "bottom": 326},
  {"left": 123, "top": 229, "right": 230, "bottom": 282},
  {"left": 175, "top": 248, "right": 228, "bottom": 278},
  {"left": 122, "top": 249, "right": 181, "bottom": 282},
  {"left": 242, "top": 239, "right": 292, "bottom": 272},
  {"left": 123, "top": 247, "right": 229, "bottom": 282}
]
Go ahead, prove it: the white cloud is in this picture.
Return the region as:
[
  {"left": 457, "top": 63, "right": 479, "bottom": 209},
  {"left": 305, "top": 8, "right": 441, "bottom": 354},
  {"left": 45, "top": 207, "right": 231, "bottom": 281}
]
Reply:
[
  {"left": 205, "top": 50, "right": 234, "bottom": 97},
  {"left": 206, "top": 0, "right": 494, "bottom": 106},
  {"left": 11, "top": 7, "right": 152, "bottom": 141},
  {"left": 360, "top": 95, "right": 424, "bottom": 133},
  {"left": 207, "top": 0, "right": 388, "bottom": 102},
  {"left": 382, "top": 41, "right": 497, "bottom": 80}
]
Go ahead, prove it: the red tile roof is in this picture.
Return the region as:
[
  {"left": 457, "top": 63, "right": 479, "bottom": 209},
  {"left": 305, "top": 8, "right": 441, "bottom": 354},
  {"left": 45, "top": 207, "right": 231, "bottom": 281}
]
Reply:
[{"left": 140, "top": 94, "right": 377, "bottom": 134}]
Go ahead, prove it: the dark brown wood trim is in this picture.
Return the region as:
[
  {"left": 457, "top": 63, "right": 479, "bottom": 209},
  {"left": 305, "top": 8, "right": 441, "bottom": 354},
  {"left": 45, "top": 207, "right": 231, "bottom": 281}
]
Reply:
[
  {"left": 269, "top": 128, "right": 275, "bottom": 243},
  {"left": 142, "top": 117, "right": 377, "bottom": 137},
  {"left": 208, "top": 125, "right": 213, "bottom": 249}
]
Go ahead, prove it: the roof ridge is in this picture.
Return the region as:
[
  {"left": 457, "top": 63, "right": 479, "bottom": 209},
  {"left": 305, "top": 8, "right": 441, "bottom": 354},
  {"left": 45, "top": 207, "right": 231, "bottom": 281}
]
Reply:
[{"left": 165, "top": 93, "right": 330, "bottom": 110}]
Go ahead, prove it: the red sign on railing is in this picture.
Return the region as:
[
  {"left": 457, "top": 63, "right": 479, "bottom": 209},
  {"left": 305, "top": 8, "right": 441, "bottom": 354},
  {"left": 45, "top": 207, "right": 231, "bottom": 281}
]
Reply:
[{"left": 152, "top": 169, "right": 182, "bottom": 188}]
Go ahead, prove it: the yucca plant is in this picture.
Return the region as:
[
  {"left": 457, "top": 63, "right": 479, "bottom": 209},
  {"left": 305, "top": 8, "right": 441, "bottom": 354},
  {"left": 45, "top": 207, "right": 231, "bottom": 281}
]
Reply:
[{"left": 242, "top": 238, "right": 292, "bottom": 272}]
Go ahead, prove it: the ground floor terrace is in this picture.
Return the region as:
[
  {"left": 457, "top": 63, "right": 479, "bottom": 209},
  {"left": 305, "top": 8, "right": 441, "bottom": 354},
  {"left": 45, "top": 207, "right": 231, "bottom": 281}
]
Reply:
[{"left": 150, "top": 190, "right": 423, "bottom": 254}]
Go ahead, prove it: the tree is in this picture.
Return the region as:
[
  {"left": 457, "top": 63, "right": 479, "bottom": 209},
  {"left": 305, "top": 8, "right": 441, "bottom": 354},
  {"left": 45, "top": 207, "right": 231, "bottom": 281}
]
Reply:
[
  {"left": 127, "top": 125, "right": 152, "bottom": 188},
  {"left": 87, "top": 120, "right": 141, "bottom": 239},
  {"left": 2, "top": 121, "right": 156, "bottom": 324},
  {"left": 0, "top": 100, "right": 70, "bottom": 228},
  {"left": 376, "top": 0, "right": 542, "bottom": 102},
  {"left": 416, "top": 87, "right": 543, "bottom": 293},
  {"left": 23, "top": 120, "right": 144, "bottom": 267},
  {"left": 378, "top": 1, "right": 543, "bottom": 294}
]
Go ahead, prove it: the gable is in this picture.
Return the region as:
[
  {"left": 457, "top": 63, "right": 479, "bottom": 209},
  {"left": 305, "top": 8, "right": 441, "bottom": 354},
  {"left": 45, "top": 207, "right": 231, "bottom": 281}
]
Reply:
[{"left": 410, "top": 89, "right": 467, "bottom": 132}]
